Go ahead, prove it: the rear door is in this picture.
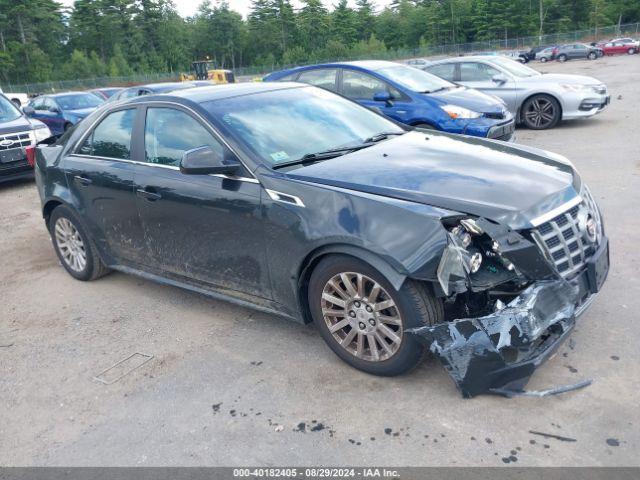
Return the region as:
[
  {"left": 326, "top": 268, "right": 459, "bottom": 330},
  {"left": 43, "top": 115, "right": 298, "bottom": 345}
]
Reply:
[
  {"left": 340, "top": 68, "right": 413, "bottom": 124},
  {"left": 64, "top": 106, "right": 147, "bottom": 264},
  {"left": 133, "top": 104, "right": 269, "bottom": 298}
]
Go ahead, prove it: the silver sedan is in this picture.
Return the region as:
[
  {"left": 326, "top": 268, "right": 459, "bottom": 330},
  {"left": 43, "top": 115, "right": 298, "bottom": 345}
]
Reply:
[{"left": 423, "top": 56, "right": 610, "bottom": 129}]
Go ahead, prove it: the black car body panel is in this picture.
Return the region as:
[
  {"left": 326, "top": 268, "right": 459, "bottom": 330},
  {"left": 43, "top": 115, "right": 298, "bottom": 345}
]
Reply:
[
  {"left": 34, "top": 84, "right": 608, "bottom": 396},
  {"left": 286, "top": 130, "right": 579, "bottom": 231}
]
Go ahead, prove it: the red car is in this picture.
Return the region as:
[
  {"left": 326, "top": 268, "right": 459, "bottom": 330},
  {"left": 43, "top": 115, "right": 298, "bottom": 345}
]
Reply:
[{"left": 600, "top": 39, "right": 639, "bottom": 55}]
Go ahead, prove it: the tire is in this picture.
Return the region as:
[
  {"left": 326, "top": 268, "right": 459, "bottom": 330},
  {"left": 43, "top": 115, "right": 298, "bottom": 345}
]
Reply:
[
  {"left": 558, "top": 54, "right": 567, "bottom": 62},
  {"left": 588, "top": 52, "right": 597, "bottom": 60},
  {"left": 49, "top": 205, "right": 110, "bottom": 281},
  {"left": 521, "top": 94, "right": 561, "bottom": 130},
  {"left": 540, "top": 57, "right": 548, "bottom": 63},
  {"left": 629, "top": 48, "right": 636, "bottom": 55},
  {"left": 307, "top": 255, "right": 444, "bottom": 376}
]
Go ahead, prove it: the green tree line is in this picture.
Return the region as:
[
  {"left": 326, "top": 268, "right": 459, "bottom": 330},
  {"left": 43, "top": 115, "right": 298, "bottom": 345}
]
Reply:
[{"left": 1, "top": 0, "right": 639, "bottom": 84}]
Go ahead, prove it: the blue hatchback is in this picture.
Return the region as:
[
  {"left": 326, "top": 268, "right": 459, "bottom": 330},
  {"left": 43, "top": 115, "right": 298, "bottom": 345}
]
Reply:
[
  {"left": 264, "top": 60, "right": 515, "bottom": 141},
  {"left": 24, "top": 92, "right": 103, "bottom": 137}
]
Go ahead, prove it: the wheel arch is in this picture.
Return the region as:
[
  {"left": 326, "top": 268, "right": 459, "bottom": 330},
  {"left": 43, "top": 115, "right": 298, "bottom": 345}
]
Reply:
[
  {"left": 42, "top": 197, "right": 67, "bottom": 228},
  {"left": 296, "top": 244, "right": 408, "bottom": 324}
]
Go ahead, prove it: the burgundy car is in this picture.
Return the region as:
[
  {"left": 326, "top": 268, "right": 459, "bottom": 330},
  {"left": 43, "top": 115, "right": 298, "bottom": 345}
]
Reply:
[{"left": 599, "top": 39, "right": 639, "bottom": 56}]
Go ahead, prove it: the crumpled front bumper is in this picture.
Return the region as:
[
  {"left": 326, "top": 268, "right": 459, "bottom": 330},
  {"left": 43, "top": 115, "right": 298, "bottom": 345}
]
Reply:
[{"left": 409, "top": 280, "right": 586, "bottom": 398}]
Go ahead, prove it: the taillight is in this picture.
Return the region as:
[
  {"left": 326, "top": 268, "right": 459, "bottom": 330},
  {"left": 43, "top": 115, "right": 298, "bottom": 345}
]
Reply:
[{"left": 26, "top": 145, "right": 36, "bottom": 167}]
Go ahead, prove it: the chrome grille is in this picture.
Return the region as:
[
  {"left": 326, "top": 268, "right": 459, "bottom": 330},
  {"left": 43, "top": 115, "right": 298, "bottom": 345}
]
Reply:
[
  {"left": 0, "top": 131, "right": 33, "bottom": 151},
  {"left": 533, "top": 188, "right": 602, "bottom": 280}
]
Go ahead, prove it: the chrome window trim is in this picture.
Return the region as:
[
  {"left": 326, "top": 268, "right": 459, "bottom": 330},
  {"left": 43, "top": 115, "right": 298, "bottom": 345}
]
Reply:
[
  {"left": 71, "top": 100, "right": 259, "bottom": 182},
  {"left": 67, "top": 153, "right": 259, "bottom": 184},
  {"left": 529, "top": 195, "right": 583, "bottom": 227}
]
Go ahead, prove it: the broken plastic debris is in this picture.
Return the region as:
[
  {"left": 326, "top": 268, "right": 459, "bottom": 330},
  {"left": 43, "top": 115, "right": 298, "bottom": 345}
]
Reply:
[
  {"left": 490, "top": 378, "right": 592, "bottom": 398},
  {"left": 408, "top": 280, "right": 580, "bottom": 398}
]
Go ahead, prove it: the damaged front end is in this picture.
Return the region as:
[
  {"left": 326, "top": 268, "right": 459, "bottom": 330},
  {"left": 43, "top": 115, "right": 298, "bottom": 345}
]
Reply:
[{"left": 409, "top": 206, "right": 609, "bottom": 398}]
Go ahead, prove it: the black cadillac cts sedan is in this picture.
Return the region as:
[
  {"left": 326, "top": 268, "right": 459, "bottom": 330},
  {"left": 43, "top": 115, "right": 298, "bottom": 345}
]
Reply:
[{"left": 35, "top": 83, "right": 609, "bottom": 397}]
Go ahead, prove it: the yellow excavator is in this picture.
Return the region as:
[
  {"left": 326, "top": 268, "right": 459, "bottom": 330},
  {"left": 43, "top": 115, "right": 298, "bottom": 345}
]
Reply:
[{"left": 180, "top": 59, "right": 235, "bottom": 84}]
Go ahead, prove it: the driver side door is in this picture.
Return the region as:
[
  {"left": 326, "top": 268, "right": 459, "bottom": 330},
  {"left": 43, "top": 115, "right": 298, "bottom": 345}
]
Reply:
[
  {"left": 457, "top": 62, "right": 518, "bottom": 114},
  {"left": 133, "top": 104, "right": 270, "bottom": 299},
  {"left": 339, "top": 69, "right": 412, "bottom": 124}
]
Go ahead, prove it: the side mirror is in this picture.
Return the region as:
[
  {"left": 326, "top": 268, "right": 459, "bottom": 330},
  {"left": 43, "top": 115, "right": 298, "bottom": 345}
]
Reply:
[
  {"left": 373, "top": 91, "right": 393, "bottom": 105},
  {"left": 492, "top": 74, "right": 508, "bottom": 85},
  {"left": 22, "top": 106, "right": 35, "bottom": 116},
  {"left": 180, "top": 145, "right": 240, "bottom": 176},
  {"left": 48, "top": 106, "right": 60, "bottom": 113}
]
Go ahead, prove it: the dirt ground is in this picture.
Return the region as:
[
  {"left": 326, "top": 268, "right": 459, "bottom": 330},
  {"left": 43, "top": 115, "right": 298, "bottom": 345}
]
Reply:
[{"left": 1, "top": 55, "right": 639, "bottom": 467}]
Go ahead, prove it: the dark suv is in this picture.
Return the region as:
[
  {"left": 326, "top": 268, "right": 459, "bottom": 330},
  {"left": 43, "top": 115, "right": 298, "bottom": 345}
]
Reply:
[
  {"left": 34, "top": 83, "right": 609, "bottom": 397},
  {"left": 0, "top": 93, "right": 52, "bottom": 183}
]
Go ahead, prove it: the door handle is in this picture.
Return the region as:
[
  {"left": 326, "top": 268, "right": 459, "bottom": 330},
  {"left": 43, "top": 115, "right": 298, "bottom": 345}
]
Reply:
[
  {"left": 74, "top": 175, "right": 92, "bottom": 186},
  {"left": 136, "top": 188, "right": 161, "bottom": 201}
]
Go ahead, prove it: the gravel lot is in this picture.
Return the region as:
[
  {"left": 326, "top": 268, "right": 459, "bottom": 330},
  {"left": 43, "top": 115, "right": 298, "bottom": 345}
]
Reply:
[{"left": 1, "top": 55, "right": 638, "bottom": 467}]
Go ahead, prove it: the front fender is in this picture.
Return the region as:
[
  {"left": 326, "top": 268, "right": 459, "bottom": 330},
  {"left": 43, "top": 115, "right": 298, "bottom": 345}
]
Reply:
[{"left": 258, "top": 171, "right": 454, "bottom": 317}]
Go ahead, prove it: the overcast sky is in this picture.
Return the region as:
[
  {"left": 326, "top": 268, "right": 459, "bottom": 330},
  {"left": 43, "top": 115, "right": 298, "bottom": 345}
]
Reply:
[{"left": 59, "top": 0, "right": 394, "bottom": 18}]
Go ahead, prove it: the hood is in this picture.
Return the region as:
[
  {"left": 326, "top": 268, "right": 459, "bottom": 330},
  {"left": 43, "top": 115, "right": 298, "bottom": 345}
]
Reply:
[
  {"left": 427, "top": 86, "right": 505, "bottom": 115},
  {"left": 0, "top": 114, "right": 36, "bottom": 134},
  {"left": 65, "top": 107, "right": 96, "bottom": 119},
  {"left": 287, "top": 131, "right": 580, "bottom": 230},
  {"left": 535, "top": 73, "right": 603, "bottom": 86}
]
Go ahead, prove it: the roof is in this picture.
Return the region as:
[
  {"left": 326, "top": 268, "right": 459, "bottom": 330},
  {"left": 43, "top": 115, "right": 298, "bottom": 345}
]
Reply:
[
  {"left": 50, "top": 91, "right": 96, "bottom": 98},
  {"left": 168, "top": 82, "right": 306, "bottom": 103},
  {"left": 428, "top": 55, "right": 520, "bottom": 64}
]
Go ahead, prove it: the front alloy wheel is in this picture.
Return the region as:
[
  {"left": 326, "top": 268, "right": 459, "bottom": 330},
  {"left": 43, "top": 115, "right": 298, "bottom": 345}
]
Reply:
[
  {"left": 308, "top": 255, "right": 443, "bottom": 376},
  {"left": 522, "top": 94, "right": 561, "bottom": 130},
  {"left": 321, "top": 272, "right": 402, "bottom": 362}
]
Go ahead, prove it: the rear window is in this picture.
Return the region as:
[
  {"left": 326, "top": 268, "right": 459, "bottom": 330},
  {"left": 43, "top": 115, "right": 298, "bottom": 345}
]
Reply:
[{"left": 78, "top": 109, "right": 136, "bottom": 160}]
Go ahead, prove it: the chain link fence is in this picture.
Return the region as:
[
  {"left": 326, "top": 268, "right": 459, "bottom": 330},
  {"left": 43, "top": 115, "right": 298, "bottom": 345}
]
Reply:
[{"left": 2, "top": 22, "right": 639, "bottom": 94}]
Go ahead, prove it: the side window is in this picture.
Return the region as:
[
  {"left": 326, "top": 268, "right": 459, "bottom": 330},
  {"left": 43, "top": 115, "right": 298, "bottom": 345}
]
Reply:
[
  {"left": 296, "top": 69, "right": 338, "bottom": 92},
  {"left": 144, "top": 107, "right": 224, "bottom": 167},
  {"left": 274, "top": 73, "right": 298, "bottom": 82},
  {"left": 119, "top": 88, "right": 139, "bottom": 99},
  {"left": 342, "top": 70, "right": 402, "bottom": 100},
  {"left": 43, "top": 98, "right": 56, "bottom": 111},
  {"left": 31, "top": 97, "right": 46, "bottom": 110},
  {"left": 78, "top": 109, "right": 135, "bottom": 159},
  {"left": 426, "top": 64, "right": 455, "bottom": 81},
  {"left": 459, "top": 62, "right": 500, "bottom": 81}
]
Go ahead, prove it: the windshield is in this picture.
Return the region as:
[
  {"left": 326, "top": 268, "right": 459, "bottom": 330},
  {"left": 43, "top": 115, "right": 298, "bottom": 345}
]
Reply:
[
  {"left": 55, "top": 93, "right": 103, "bottom": 110},
  {"left": 0, "top": 94, "right": 22, "bottom": 122},
  {"left": 376, "top": 65, "right": 455, "bottom": 92},
  {"left": 204, "top": 87, "right": 404, "bottom": 166},
  {"left": 490, "top": 57, "right": 541, "bottom": 77}
]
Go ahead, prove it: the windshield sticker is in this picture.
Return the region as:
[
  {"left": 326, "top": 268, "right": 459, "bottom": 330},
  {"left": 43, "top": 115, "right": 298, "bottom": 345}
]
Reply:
[{"left": 270, "top": 151, "right": 289, "bottom": 162}]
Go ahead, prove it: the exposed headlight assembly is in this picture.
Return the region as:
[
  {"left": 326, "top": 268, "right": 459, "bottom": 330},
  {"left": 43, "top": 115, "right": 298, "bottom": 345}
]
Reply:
[
  {"left": 437, "top": 219, "right": 485, "bottom": 295},
  {"left": 441, "top": 104, "right": 482, "bottom": 119}
]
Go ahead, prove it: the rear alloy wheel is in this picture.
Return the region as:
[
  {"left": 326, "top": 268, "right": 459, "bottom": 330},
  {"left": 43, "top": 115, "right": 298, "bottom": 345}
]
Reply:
[
  {"left": 49, "top": 205, "right": 110, "bottom": 281},
  {"left": 629, "top": 48, "right": 636, "bottom": 55},
  {"left": 308, "top": 255, "right": 443, "bottom": 376},
  {"left": 540, "top": 57, "right": 548, "bottom": 63},
  {"left": 522, "top": 94, "right": 561, "bottom": 130},
  {"left": 558, "top": 54, "right": 567, "bottom": 62},
  {"left": 588, "top": 52, "right": 597, "bottom": 60}
]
